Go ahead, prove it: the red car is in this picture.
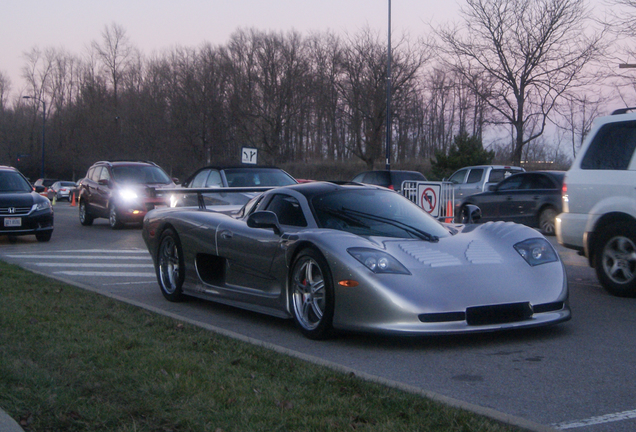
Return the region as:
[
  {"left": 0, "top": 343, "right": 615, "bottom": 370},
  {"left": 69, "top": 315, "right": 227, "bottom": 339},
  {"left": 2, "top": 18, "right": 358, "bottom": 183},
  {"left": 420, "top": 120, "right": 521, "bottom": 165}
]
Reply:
[{"left": 78, "top": 160, "right": 176, "bottom": 229}]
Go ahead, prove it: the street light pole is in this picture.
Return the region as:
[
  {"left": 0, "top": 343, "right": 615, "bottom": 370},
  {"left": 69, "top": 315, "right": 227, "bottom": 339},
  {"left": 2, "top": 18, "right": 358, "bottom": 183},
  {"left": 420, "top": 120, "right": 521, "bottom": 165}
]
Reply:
[
  {"left": 23, "top": 96, "right": 46, "bottom": 179},
  {"left": 385, "top": 0, "right": 392, "bottom": 171}
]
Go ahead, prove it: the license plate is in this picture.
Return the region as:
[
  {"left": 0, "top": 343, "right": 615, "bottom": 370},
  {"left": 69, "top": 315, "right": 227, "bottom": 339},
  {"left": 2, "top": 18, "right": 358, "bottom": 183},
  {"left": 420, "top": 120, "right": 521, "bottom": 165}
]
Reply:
[{"left": 4, "top": 217, "right": 21, "bottom": 227}]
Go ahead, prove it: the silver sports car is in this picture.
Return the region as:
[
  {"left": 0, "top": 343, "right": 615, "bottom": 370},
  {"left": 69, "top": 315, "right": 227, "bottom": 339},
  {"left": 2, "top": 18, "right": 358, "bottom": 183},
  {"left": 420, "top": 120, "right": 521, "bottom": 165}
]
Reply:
[{"left": 142, "top": 181, "right": 570, "bottom": 339}]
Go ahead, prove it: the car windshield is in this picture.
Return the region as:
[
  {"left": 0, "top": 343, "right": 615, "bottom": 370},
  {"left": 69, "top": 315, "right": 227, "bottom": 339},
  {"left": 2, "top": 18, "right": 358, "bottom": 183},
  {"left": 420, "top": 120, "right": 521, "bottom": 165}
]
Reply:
[
  {"left": 0, "top": 172, "right": 33, "bottom": 193},
  {"left": 111, "top": 165, "right": 172, "bottom": 185},
  {"left": 224, "top": 169, "right": 296, "bottom": 187},
  {"left": 311, "top": 189, "right": 450, "bottom": 240}
]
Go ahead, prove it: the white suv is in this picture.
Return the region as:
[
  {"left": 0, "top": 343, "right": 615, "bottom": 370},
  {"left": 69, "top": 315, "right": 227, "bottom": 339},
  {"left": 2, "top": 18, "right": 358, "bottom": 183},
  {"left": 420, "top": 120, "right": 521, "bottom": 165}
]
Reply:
[{"left": 556, "top": 109, "right": 636, "bottom": 297}]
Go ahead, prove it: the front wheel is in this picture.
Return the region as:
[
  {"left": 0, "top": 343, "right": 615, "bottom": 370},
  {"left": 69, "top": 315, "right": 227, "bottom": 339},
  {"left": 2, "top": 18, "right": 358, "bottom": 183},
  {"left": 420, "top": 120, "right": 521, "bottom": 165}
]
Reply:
[
  {"left": 594, "top": 223, "right": 636, "bottom": 297},
  {"left": 79, "top": 201, "right": 94, "bottom": 226},
  {"left": 156, "top": 228, "right": 186, "bottom": 302},
  {"left": 538, "top": 207, "right": 558, "bottom": 236},
  {"left": 289, "top": 248, "right": 335, "bottom": 340},
  {"left": 35, "top": 231, "right": 52, "bottom": 242},
  {"left": 109, "top": 205, "right": 124, "bottom": 229}
]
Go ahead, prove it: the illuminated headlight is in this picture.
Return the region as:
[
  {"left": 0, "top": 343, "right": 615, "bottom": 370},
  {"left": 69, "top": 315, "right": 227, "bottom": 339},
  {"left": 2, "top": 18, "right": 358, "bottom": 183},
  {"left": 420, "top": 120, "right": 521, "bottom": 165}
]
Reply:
[
  {"left": 33, "top": 200, "right": 52, "bottom": 211},
  {"left": 348, "top": 247, "right": 410, "bottom": 274},
  {"left": 119, "top": 189, "right": 138, "bottom": 202},
  {"left": 514, "top": 238, "right": 558, "bottom": 266}
]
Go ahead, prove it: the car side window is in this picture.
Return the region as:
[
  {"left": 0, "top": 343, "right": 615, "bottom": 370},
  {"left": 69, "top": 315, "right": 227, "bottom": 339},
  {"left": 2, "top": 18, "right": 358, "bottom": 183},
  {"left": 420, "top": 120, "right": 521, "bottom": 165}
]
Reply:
[
  {"left": 190, "top": 170, "right": 209, "bottom": 188},
  {"left": 581, "top": 121, "right": 636, "bottom": 170},
  {"left": 466, "top": 169, "right": 484, "bottom": 184},
  {"left": 497, "top": 175, "right": 524, "bottom": 191},
  {"left": 205, "top": 170, "right": 223, "bottom": 187},
  {"left": 526, "top": 174, "right": 555, "bottom": 190},
  {"left": 99, "top": 167, "right": 111, "bottom": 182},
  {"left": 265, "top": 195, "right": 307, "bottom": 227},
  {"left": 90, "top": 167, "right": 102, "bottom": 181},
  {"left": 449, "top": 169, "right": 467, "bottom": 184}
]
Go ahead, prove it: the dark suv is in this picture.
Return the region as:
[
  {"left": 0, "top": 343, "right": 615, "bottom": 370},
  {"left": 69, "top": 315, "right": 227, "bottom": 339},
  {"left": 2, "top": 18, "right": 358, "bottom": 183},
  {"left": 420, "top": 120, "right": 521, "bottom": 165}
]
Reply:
[{"left": 78, "top": 161, "right": 176, "bottom": 229}]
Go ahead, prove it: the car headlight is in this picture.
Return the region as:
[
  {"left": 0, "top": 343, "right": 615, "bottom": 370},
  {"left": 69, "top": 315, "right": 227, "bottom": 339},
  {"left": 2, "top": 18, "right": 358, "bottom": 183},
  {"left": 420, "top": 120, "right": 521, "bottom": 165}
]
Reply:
[
  {"left": 119, "top": 189, "right": 139, "bottom": 202},
  {"left": 348, "top": 247, "right": 411, "bottom": 274},
  {"left": 514, "top": 238, "right": 558, "bottom": 267},
  {"left": 33, "top": 200, "right": 52, "bottom": 211}
]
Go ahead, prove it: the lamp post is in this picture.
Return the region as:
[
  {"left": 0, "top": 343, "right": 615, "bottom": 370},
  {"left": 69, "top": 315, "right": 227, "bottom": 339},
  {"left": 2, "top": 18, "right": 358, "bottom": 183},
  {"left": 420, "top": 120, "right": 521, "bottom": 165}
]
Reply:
[
  {"left": 385, "top": 0, "right": 392, "bottom": 171},
  {"left": 23, "top": 96, "right": 46, "bottom": 179}
]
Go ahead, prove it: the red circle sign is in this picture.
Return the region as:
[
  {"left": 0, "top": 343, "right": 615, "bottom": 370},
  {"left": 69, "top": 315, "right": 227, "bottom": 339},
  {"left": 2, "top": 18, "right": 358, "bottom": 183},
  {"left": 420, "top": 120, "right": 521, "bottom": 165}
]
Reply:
[{"left": 420, "top": 187, "right": 437, "bottom": 213}]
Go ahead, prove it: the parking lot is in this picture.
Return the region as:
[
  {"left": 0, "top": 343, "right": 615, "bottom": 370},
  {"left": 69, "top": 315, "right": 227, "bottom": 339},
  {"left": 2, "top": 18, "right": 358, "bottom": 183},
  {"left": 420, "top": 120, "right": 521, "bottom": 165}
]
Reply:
[{"left": 2, "top": 201, "right": 636, "bottom": 431}]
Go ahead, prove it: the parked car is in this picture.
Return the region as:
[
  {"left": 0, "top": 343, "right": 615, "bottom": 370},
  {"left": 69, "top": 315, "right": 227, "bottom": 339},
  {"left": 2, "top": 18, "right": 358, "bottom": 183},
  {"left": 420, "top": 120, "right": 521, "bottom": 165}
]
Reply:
[
  {"left": 183, "top": 166, "right": 297, "bottom": 188},
  {"left": 47, "top": 181, "right": 77, "bottom": 201},
  {"left": 78, "top": 160, "right": 176, "bottom": 229},
  {"left": 33, "top": 178, "right": 58, "bottom": 198},
  {"left": 447, "top": 165, "right": 525, "bottom": 211},
  {"left": 458, "top": 171, "right": 564, "bottom": 235},
  {"left": 180, "top": 166, "right": 298, "bottom": 208},
  {"left": 143, "top": 181, "right": 570, "bottom": 339},
  {"left": 556, "top": 108, "right": 636, "bottom": 297},
  {"left": 351, "top": 170, "right": 427, "bottom": 193},
  {"left": 0, "top": 166, "right": 53, "bottom": 242}
]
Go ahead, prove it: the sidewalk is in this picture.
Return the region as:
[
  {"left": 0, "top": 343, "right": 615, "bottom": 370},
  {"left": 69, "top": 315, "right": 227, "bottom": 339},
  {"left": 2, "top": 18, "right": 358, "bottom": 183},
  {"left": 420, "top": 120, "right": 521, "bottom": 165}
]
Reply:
[{"left": 0, "top": 408, "right": 23, "bottom": 432}]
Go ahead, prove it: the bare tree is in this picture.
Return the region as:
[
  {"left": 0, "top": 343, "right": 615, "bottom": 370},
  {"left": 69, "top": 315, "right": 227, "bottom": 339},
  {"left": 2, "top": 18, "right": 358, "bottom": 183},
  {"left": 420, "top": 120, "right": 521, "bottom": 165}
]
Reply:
[
  {"left": 0, "top": 71, "right": 10, "bottom": 111},
  {"left": 436, "top": 0, "right": 606, "bottom": 165},
  {"left": 91, "top": 23, "right": 136, "bottom": 107}
]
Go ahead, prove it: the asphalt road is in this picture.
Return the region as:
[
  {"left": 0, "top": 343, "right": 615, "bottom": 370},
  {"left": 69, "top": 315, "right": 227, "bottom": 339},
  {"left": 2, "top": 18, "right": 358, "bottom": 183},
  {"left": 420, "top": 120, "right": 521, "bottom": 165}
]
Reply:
[{"left": 2, "top": 202, "right": 636, "bottom": 432}]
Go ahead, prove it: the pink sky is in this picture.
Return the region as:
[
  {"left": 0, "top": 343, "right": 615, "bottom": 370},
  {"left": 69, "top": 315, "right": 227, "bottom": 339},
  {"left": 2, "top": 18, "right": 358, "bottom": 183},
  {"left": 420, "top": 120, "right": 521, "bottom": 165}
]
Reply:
[{"left": 1, "top": 0, "right": 458, "bottom": 96}]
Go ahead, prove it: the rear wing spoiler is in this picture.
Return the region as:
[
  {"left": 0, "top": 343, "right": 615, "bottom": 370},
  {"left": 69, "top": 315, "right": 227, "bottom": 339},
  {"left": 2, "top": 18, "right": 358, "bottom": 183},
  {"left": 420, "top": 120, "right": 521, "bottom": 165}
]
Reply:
[{"left": 149, "top": 186, "right": 273, "bottom": 210}]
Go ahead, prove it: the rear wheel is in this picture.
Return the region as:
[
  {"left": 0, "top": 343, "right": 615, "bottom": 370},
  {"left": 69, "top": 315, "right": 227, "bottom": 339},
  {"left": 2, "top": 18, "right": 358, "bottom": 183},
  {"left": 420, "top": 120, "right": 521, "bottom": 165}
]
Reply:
[
  {"left": 79, "top": 201, "right": 94, "bottom": 226},
  {"left": 156, "top": 228, "right": 185, "bottom": 302},
  {"left": 289, "top": 248, "right": 334, "bottom": 340},
  {"left": 538, "top": 207, "right": 558, "bottom": 236},
  {"left": 594, "top": 223, "right": 636, "bottom": 297}
]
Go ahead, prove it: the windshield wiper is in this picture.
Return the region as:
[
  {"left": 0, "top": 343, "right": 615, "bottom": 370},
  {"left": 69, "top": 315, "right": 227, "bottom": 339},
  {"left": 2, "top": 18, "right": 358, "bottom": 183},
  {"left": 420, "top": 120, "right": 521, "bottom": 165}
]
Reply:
[
  {"left": 340, "top": 207, "right": 439, "bottom": 243},
  {"left": 319, "top": 208, "right": 371, "bottom": 229}
]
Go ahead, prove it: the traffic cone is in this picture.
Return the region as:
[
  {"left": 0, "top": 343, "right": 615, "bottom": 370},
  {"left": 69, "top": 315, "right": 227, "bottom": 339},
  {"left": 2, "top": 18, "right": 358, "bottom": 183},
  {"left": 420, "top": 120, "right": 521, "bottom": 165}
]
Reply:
[
  {"left": 445, "top": 200, "right": 453, "bottom": 223},
  {"left": 52, "top": 195, "right": 56, "bottom": 206},
  {"left": 71, "top": 192, "right": 77, "bottom": 207}
]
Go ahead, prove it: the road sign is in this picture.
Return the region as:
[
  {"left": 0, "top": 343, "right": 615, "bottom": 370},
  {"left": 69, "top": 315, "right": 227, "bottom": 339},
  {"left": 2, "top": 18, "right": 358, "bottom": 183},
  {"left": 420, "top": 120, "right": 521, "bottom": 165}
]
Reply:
[
  {"left": 417, "top": 183, "right": 441, "bottom": 217},
  {"left": 241, "top": 147, "right": 258, "bottom": 165}
]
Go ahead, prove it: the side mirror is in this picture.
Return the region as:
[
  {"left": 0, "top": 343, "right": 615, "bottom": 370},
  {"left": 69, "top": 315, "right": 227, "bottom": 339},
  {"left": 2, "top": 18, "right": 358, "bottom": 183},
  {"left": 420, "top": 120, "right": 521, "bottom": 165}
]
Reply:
[
  {"left": 459, "top": 205, "right": 482, "bottom": 224},
  {"left": 247, "top": 211, "right": 283, "bottom": 235},
  {"left": 98, "top": 178, "right": 111, "bottom": 187},
  {"left": 488, "top": 184, "right": 497, "bottom": 191}
]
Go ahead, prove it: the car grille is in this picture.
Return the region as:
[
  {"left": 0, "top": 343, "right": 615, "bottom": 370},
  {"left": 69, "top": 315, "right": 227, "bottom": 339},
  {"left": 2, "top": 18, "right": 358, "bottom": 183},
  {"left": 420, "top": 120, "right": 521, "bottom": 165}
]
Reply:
[
  {"left": 418, "top": 301, "right": 565, "bottom": 325},
  {"left": 0, "top": 206, "right": 31, "bottom": 216}
]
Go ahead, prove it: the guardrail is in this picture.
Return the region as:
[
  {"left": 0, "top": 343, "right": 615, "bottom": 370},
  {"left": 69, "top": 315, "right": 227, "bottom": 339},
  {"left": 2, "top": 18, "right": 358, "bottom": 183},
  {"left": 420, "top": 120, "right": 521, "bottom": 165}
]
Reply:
[{"left": 401, "top": 181, "right": 455, "bottom": 222}]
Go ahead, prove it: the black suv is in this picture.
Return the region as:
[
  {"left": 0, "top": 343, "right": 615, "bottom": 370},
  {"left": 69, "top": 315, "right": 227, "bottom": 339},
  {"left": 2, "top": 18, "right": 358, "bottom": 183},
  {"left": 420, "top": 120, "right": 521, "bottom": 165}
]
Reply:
[
  {"left": 78, "top": 161, "right": 176, "bottom": 229},
  {"left": 0, "top": 165, "right": 53, "bottom": 242}
]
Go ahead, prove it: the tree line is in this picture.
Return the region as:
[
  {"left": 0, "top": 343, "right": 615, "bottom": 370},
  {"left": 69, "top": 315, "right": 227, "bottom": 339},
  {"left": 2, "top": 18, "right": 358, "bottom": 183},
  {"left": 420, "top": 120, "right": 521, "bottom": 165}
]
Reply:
[{"left": 0, "top": 0, "right": 629, "bottom": 182}]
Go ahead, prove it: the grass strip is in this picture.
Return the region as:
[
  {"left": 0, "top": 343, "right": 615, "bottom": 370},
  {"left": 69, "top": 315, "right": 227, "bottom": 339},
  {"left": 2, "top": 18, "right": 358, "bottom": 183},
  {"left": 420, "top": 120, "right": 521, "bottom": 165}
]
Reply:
[{"left": 0, "top": 260, "right": 516, "bottom": 431}]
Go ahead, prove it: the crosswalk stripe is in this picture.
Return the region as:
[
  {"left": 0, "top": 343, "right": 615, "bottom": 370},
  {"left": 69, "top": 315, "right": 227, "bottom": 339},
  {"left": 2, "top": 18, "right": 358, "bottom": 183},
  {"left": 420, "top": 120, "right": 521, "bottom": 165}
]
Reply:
[
  {"left": 35, "top": 263, "right": 153, "bottom": 268},
  {"left": 55, "top": 271, "right": 156, "bottom": 277},
  {"left": 6, "top": 255, "right": 151, "bottom": 260}
]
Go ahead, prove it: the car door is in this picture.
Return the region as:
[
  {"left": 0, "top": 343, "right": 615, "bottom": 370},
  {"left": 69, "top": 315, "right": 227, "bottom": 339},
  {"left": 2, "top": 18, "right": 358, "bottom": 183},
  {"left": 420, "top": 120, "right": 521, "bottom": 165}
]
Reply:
[
  {"left": 215, "top": 216, "right": 283, "bottom": 298},
  {"left": 507, "top": 173, "right": 559, "bottom": 226},
  {"left": 479, "top": 174, "right": 525, "bottom": 222},
  {"left": 497, "top": 174, "right": 534, "bottom": 224}
]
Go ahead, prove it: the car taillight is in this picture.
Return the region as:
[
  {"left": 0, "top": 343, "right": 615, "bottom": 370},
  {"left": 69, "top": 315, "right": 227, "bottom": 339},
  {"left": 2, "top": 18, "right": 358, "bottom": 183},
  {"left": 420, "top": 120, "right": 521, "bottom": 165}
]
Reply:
[
  {"left": 388, "top": 184, "right": 394, "bottom": 190},
  {"left": 562, "top": 181, "right": 567, "bottom": 197}
]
